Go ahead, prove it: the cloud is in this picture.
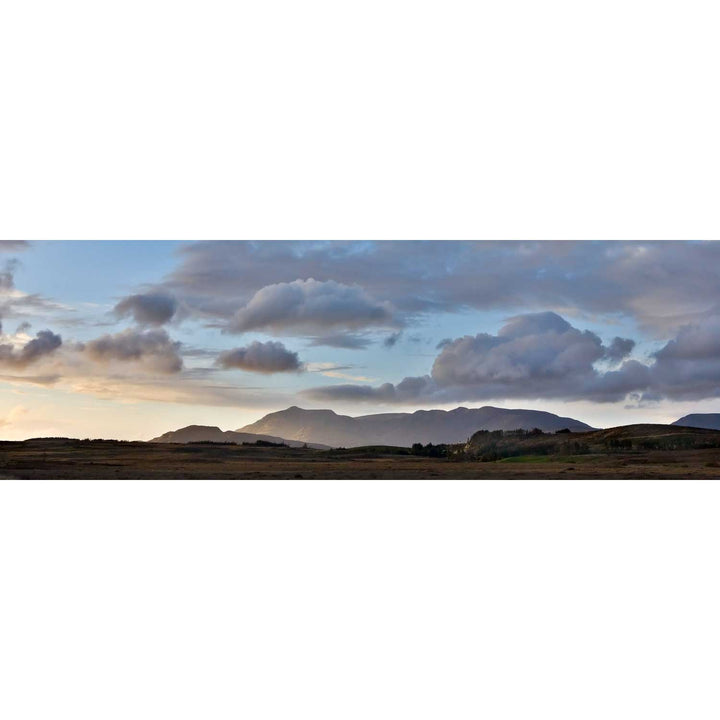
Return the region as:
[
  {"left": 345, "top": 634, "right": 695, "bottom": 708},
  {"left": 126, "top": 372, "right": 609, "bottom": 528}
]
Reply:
[
  {"left": 645, "top": 318, "right": 720, "bottom": 400},
  {"left": 306, "top": 333, "right": 373, "bottom": 349},
  {"left": 383, "top": 331, "right": 402, "bottom": 348},
  {"left": 0, "top": 259, "right": 70, "bottom": 323},
  {"left": 155, "top": 241, "right": 720, "bottom": 335},
  {"left": 305, "top": 375, "right": 435, "bottom": 402},
  {"left": 20, "top": 330, "right": 63, "bottom": 364},
  {"left": 63, "top": 375, "right": 292, "bottom": 409},
  {"left": 216, "top": 341, "right": 303, "bottom": 374},
  {"left": 0, "top": 373, "right": 61, "bottom": 386},
  {"left": 0, "top": 405, "right": 29, "bottom": 428},
  {"left": 303, "top": 312, "right": 655, "bottom": 405},
  {"left": 431, "top": 312, "right": 606, "bottom": 390},
  {"left": 225, "top": 278, "right": 397, "bottom": 335},
  {"left": 84, "top": 329, "right": 183, "bottom": 373},
  {"left": 114, "top": 292, "right": 179, "bottom": 325},
  {"left": 4, "top": 241, "right": 719, "bottom": 417},
  {"left": 0, "top": 260, "right": 17, "bottom": 290},
  {"left": 306, "top": 362, "right": 376, "bottom": 382},
  {"left": 0, "top": 330, "right": 63, "bottom": 369},
  {"left": 307, "top": 382, "right": 397, "bottom": 401},
  {"left": 604, "top": 337, "right": 636, "bottom": 362},
  {"left": 0, "top": 241, "right": 29, "bottom": 252},
  {"left": 307, "top": 312, "right": 720, "bottom": 406},
  {"left": 653, "top": 320, "right": 720, "bottom": 361}
]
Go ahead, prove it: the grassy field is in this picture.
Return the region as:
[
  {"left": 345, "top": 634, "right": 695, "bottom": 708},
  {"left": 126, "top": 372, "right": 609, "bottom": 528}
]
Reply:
[{"left": 2, "top": 437, "right": 720, "bottom": 479}]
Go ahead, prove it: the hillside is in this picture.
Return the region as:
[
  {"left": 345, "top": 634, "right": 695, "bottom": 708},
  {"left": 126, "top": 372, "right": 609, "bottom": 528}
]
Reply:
[
  {"left": 237, "top": 405, "right": 594, "bottom": 448},
  {"left": 150, "top": 425, "right": 330, "bottom": 449},
  {"left": 461, "top": 423, "right": 720, "bottom": 461},
  {"left": 673, "top": 414, "right": 720, "bottom": 431}
]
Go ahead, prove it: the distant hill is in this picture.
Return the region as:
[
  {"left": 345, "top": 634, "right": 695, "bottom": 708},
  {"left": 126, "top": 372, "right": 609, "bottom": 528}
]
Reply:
[
  {"left": 237, "top": 405, "right": 595, "bottom": 448},
  {"left": 672, "top": 414, "right": 720, "bottom": 431},
  {"left": 462, "top": 423, "right": 720, "bottom": 460},
  {"left": 150, "top": 425, "right": 330, "bottom": 449}
]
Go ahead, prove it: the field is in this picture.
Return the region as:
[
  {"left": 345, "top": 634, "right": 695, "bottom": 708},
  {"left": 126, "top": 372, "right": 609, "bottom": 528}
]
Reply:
[{"left": 2, "top": 433, "right": 720, "bottom": 479}]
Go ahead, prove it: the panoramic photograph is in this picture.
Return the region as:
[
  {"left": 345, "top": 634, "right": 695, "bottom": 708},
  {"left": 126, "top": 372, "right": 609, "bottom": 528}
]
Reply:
[{"left": 0, "top": 239, "right": 719, "bottom": 479}]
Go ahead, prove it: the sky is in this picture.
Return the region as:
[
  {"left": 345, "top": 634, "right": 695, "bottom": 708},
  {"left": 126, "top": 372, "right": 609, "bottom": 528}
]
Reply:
[{"left": 0, "top": 240, "right": 718, "bottom": 441}]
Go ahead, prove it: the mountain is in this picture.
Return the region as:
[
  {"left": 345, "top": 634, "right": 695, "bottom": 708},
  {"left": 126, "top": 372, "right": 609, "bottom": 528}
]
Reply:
[
  {"left": 672, "top": 414, "right": 720, "bottom": 431},
  {"left": 150, "top": 425, "right": 330, "bottom": 449},
  {"left": 237, "top": 406, "right": 595, "bottom": 448}
]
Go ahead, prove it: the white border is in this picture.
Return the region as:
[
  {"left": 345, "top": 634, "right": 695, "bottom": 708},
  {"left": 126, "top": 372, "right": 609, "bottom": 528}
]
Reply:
[
  {"left": 2, "top": 1, "right": 719, "bottom": 240},
  {"left": 2, "top": 480, "right": 720, "bottom": 719},
  {"left": 2, "top": 1, "right": 720, "bottom": 717}
]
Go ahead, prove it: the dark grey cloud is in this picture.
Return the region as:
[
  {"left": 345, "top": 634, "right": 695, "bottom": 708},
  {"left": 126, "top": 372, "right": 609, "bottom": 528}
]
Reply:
[
  {"left": 306, "top": 333, "right": 373, "bottom": 349},
  {"left": 225, "top": 278, "right": 397, "bottom": 335},
  {"left": 114, "top": 292, "right": 178, "bottom": 326},
  {"left": 306, "top": 308, "right": 720, "bottom": 406},
  {"left": 645, "top": 318, "right": 720, "bottom": 400},
  {"left": 0, "top": 330, "right": 63, "bottom": 369},
  {"left": 15, "top": 321, "right": 32, "bottom": 334},
  {"left": 21, "top": 330, "right": 63, "bottom": 364},
  {"left": 216, "top": 341, "right": 303, "bottom": 374},
  {"left": 604, "top": 337, "right": 636, "bottom": 362},
  {"left": 155, "top": 241, "right": 720, "bottom": 335},
  {"left": 84, "top": 329, "right": 183, "bottom": 373},
  {"left": 383, "top": 331, "right": 402, "bottom": 348},
  {"left": 652, "top": 320, "right": 720, "bottom": 361}
]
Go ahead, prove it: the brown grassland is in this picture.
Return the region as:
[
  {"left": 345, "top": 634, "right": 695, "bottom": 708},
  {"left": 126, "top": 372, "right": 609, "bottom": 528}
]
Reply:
[{"left": 2, "top": 427, "right": 720, "bottom": 479}]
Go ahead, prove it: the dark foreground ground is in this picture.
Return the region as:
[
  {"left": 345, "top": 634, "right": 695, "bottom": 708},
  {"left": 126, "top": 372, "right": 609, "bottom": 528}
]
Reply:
[{"left": 2, "top": 438, "right": 720, "bottom": 479}]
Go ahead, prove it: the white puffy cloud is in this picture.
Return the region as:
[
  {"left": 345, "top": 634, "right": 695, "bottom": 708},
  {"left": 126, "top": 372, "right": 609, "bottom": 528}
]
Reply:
[
  {"left": 225, "top": 278, "right": 397, "bottom": 334},
  {"left": 307, "top": 312, "right": 720, "bottom": 406},
  {"left": 304, "top": 312, "right": 652, "bottom": 404}
]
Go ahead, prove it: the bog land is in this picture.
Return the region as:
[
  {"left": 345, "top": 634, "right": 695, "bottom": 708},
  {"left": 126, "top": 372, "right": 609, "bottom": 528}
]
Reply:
[{"left": 2, "top": 424, "right": 720, "bottom": 479}]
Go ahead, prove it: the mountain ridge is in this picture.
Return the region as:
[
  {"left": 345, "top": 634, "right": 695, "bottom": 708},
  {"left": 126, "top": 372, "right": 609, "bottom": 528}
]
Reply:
[
  {"left": 237, "top": 405, "right": 595, "bottom": 448},
  {"left": 150, "top": 424, "right": 330, "bottom": 449},
  {"left": 672, "top": 414, "right": 720, "bottom": 431}
]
